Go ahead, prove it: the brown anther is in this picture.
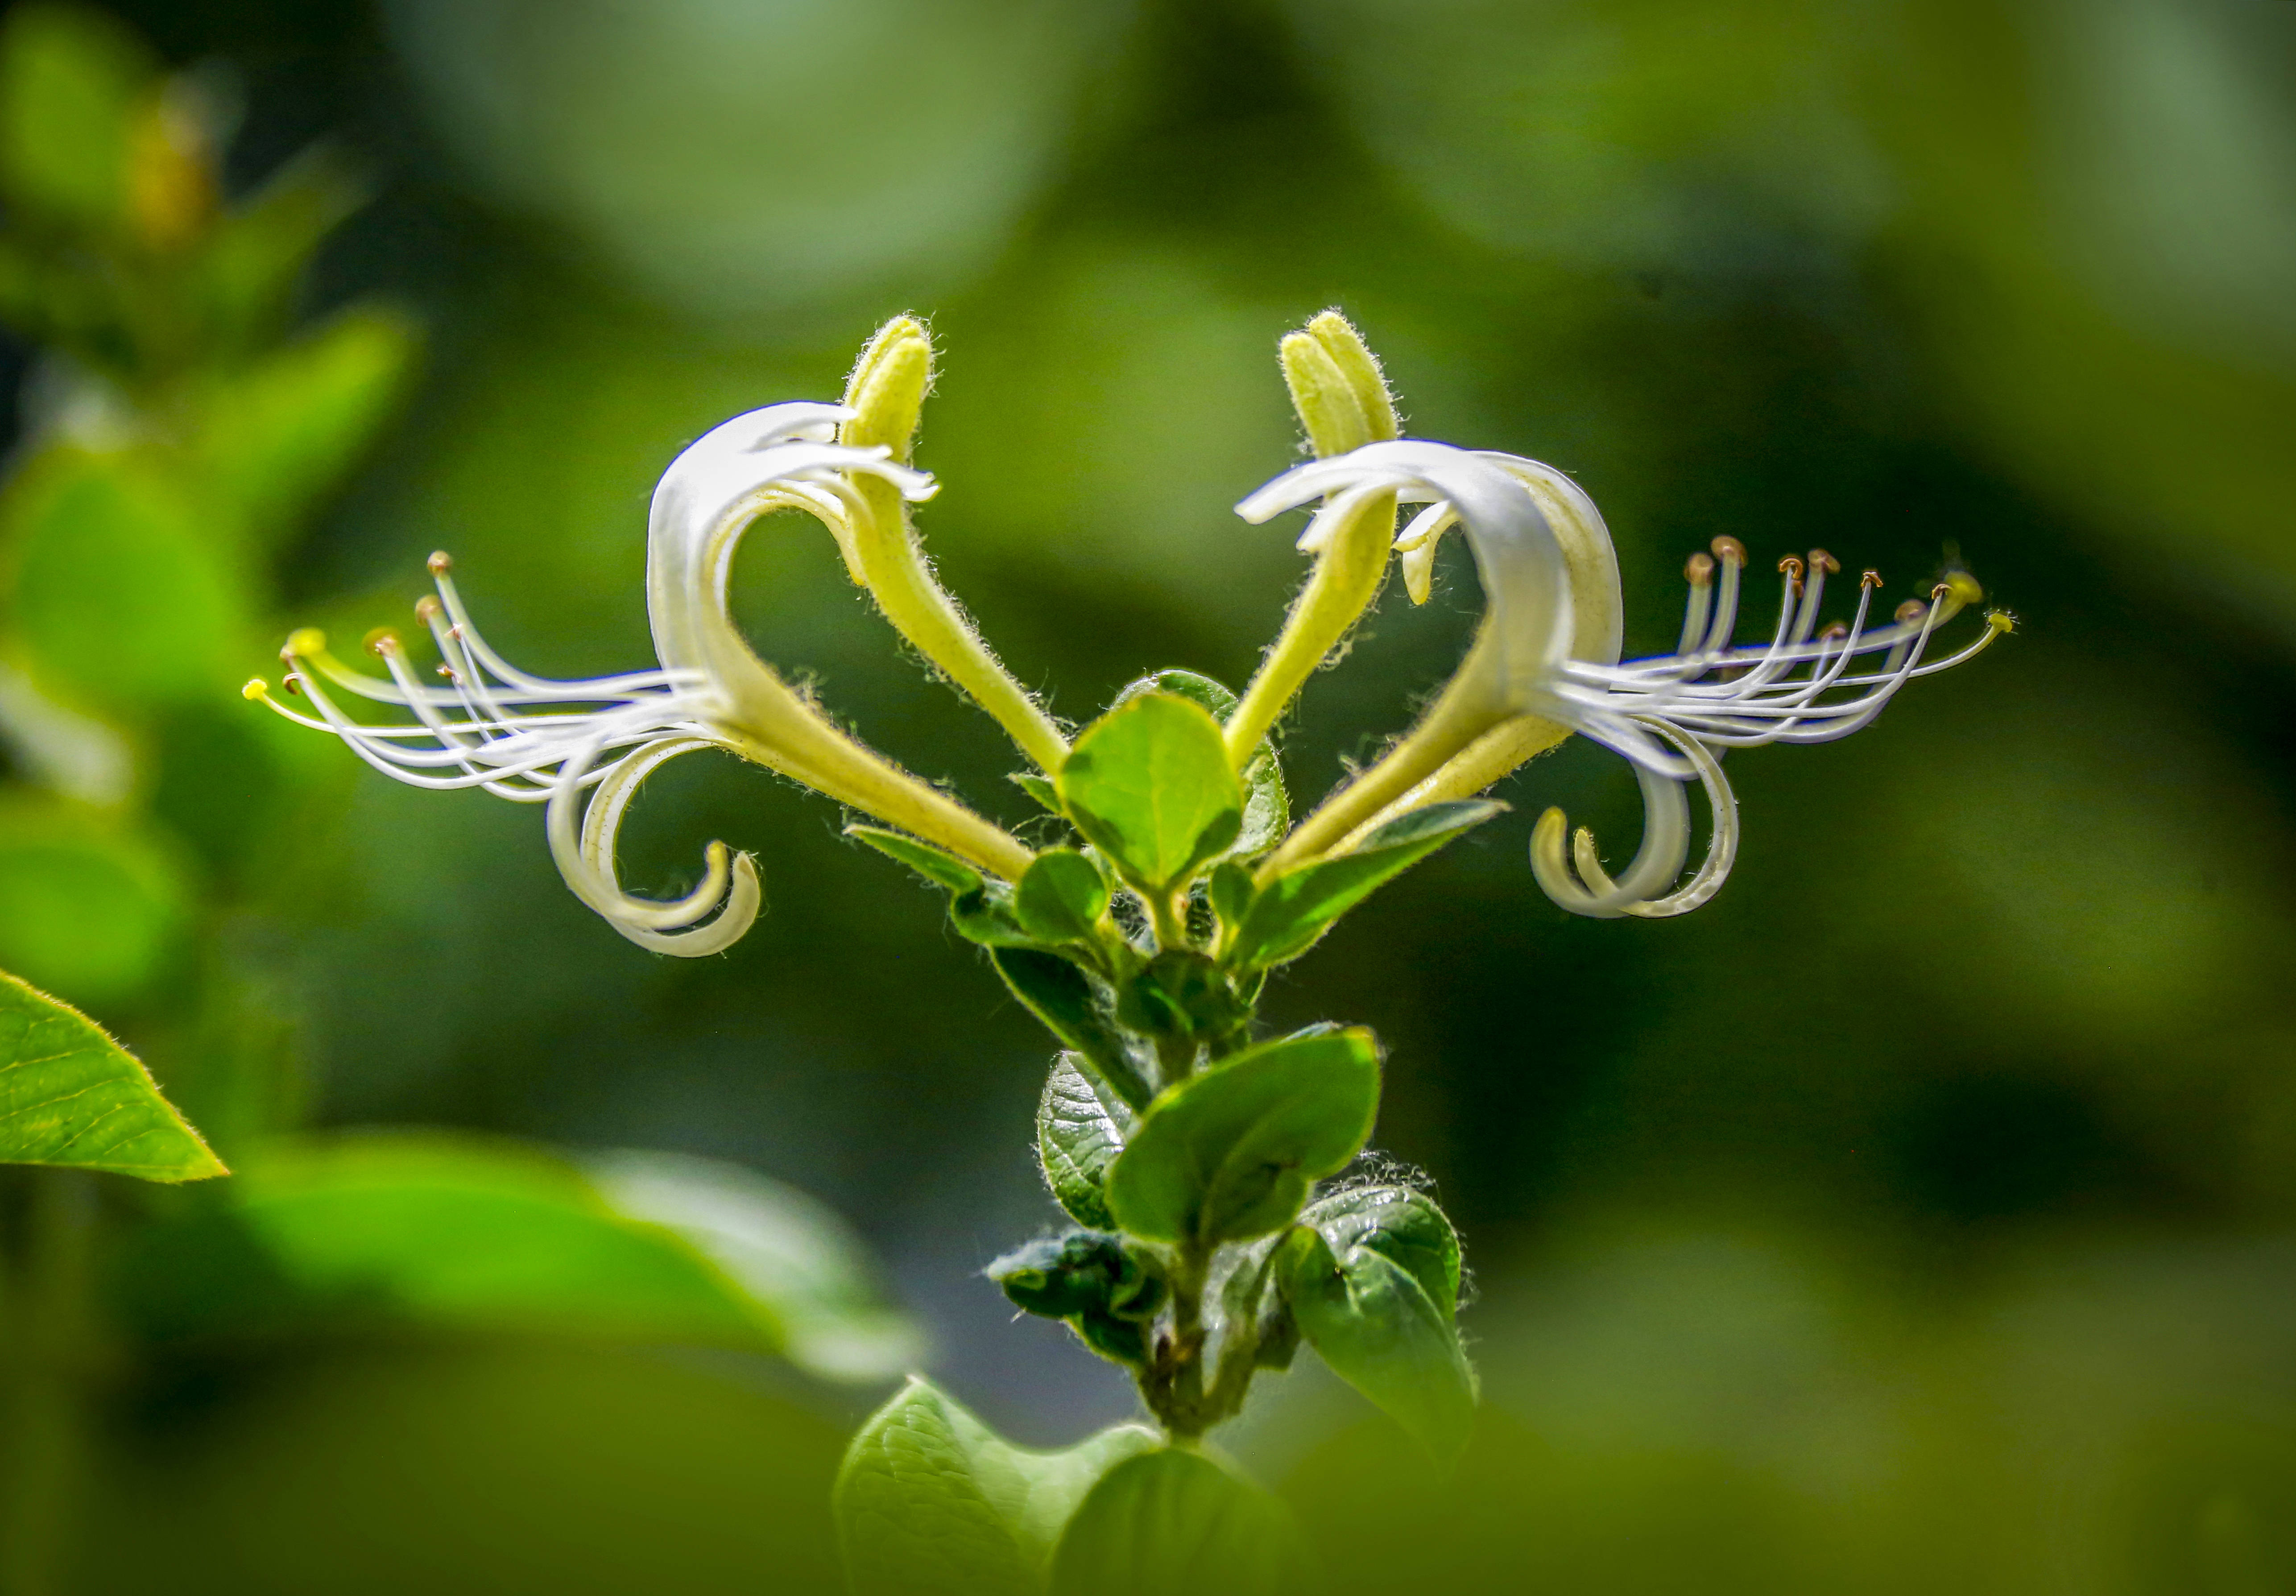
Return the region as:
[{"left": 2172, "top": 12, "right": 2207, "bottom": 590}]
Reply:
[
  {"left": 1778, "top": 555, "right": 1805, "bottom": 581},
  {"left": 1809, "top": 550, "right": 1840, "bottom": 575},
  {"left": 427, "top": 551, "right": 453, "bottom": 575},
  {"left": 1895, "top": 600, "right": 1928, "bottom": 625},
  {"left": 283, "top": 676, "right": 302, "bottom": 696},
  {"left": 435, "top": 665, "right": 458, "bottom": 682},
  {"left": 414, "top": 595, "right": 440, "bottom": 622},
  {"left": 1860, "top": 568, "right": 1883, "bottom": 589},
  {"left": 1931, "top": 582, "right": 1951, "bottom": 600},
  {"left": 1818, "top": 621, "right": 1849, "bottom": 641},
  {"left": 1710, "top": 536, "right": 1747, "bottom": 565},
  {"left": 1685, "top": 552, "right": 1715, "bottom": 584},
  {"left": 448, "top": 624, "right": 466, "bottom": 640},
  {"left": 364, "top": 628, "right": 400, "bottom": 657}
]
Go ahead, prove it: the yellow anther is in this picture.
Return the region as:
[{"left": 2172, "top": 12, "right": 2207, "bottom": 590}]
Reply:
[
  {"left": 1810, "top": 550, "right": 1840, "bottom": 575},
  {"left": 428, "top": 550, "right": 453, "bottom": 574},
  {"left": 241, "top": 678, "right": 269, "bottom": 701},
  {"left": 286, "top": 627, "right": 327, "bottom": 657},
  {"left": 1685, "top": 552, "right": 1715, "bottom": 584},
  {"left": 1711, "top": 536, "right": 1747, "bottom": 566}
]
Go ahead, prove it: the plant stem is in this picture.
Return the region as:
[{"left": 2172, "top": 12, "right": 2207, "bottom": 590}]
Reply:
[{"left": 0, "top": 1171, "right": 98, "bottom": 1596}]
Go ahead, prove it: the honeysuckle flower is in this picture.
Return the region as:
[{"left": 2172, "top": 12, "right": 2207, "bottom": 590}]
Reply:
[
  {"left": 247, "top": 401, "right": 1033, "bottom": 955},
  {"left": 1237, "top": 438, "right": 2005, "bottom": 918}
]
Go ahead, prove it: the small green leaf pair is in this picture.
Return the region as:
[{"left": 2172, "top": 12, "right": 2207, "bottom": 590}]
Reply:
[{"left": 836, "top": 1379, "right": 1303, "bottom": 1596}]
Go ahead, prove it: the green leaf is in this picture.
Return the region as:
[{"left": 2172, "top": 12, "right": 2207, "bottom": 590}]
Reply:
[
  {"left": 1225, "top": 800, "right": 1506, "bottom": 969},
  {"left": 1038, "top": 1053, "right": 1128, "bottom": 1228},
  {"left": 837, "top": 1377, "right": 1158, "bottom": 1596},
  {"left": 1015, "top": 848, "right": 1111, "bottom": 944},
  {"left": 0, "top": 967, "right": 223, "bottom": 1182},
  {"left": 4, "top": 447, "right": 251, "bottom": 708},
  {"left": 188, "top": 309, "right": 418, "bottom": 541},
  {"left": 1048, "top": 1448, "right": 1307, "bottom": 1596},
  {"left": 198, "top": 146, "right": 364, "bottom": 341},
  {"left": 1114, "top": 670, "right": 1289, "bottom": 856},
  {"left": 1207, "top": 860, "right": 1255, "bottom": 936},
  {"left": 1057, "top": 692, "right": 1242, "bottom": 893},
  {"left": 1277, "top": 1226, "right": 1477, "bottom": 1468},
  {"left": 991, "top": 949, "right": 1153, "bottom": 1112},
  {"left": 0, "top": 795, "right": 186, "bottom": 1007},
  {"left": 1302, "top": 1183, "right": 1462, "bottom": 1320},
  {"left": 112, "top": 1133, "right": 814, "bottom": 1348},
  {"left": 585, "top": 1148, "right": 924, "bottom": 1382},
  {"left": 0, "top": 5, "right": 151, "bottom": 228},
  {"left": 1010, "top": 771, "right": 1062, "bottom": 814},
  {"left": 1105, "top": 1027, "right": 1380, "bottom": 1247},
  {"left": 848, "top": 825, "right": 985, "bottom": 894}
]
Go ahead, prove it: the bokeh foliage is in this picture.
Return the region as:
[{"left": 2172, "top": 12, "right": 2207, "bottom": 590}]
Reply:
[{"left": 2, "top": 0, "right": 2294, "bottom": 1590}]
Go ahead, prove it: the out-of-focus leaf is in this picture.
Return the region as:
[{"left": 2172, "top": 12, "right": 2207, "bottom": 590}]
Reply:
[
  {"left": 585, "top": 1147, "right": 923, "bottom": 1382},
  {"left": 1015, "top": 848, "right": 1111, "bottom": 944},
  {"left": 1278, "top": 1225, "right": 1477, "bottom": 1468},
  {"left": 1113, "top": 670, "right": 1289, "bottom": 856},
  {"left": 991, "top": 947, "right": 1153, "bottom": 1112},
  {"left": 189, "top": 308, "right": 418, "bottom": 540},
  {"left": 1105, "top": 1027, "right": 1380, "bottom": 1247},
  {"left": 198, "top": 146, "right": 364, "bottom": 341},
  {"left": 1038, "top": 1052, "right": 1129, "bottom": 1229},
  {"left": 0, "top": 794, "right": 186, "bottom": 1005},
  {"left": 1048, "top": 1447, "right": 1306, "bottom": 1595},
  {"left": 836, "top": 1376, "right": 1157, "bottom": 1596},
  {"left": 114, "top": 1133, "right": 791, "bottom": 1349},
  {"left": 1058, "top": 692, "right": 1242, "bottom": 893},
  {"left": 0, "top": 4, "right": 151, "bottom": 228},
  {"left": 4, "top": 447, "right": 249, "bottom": 707},
  {"left": 1225, "top": 801, "right": 1505, "bottom": 969},
  {"left": 1301, "top": 1183, "right": 1462, "bottom": 1320},
  {"left": 0, "top": 965, "right": 222, "bottom": 1181}
]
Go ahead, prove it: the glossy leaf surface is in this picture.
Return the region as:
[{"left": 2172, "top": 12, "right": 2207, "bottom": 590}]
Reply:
[
  {"left": 1278, "top": 1225, "right": 1477, "bottom": 1467},
  {"left": 1302, "top": 1182, "right": 1462, "bottom": 1319},
  {"left": 837, "top": 1377, "right": 1157, "bottom": 1596},
  {"left": 1038, "top": 1053, "right": 1128, "bottom": 1228},
  {"left": 1057, "top": 692, "right": 1241, "bottom": 892},
  {"left": 0, "top": 967, "right": 223, "bottom": 1181},
  {"left": 1105, "top": 1027, "right": 1379, "bottom": 1246}
]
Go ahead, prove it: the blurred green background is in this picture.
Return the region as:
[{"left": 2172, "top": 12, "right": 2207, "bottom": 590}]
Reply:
[{"left": 3, "top": 0, "right": 2295, "bottom": 1590}]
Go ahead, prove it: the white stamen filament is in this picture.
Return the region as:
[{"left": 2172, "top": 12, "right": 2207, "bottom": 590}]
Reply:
[{"left": 1237, "top": 438, "right": 2003, "bottom": 919}]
